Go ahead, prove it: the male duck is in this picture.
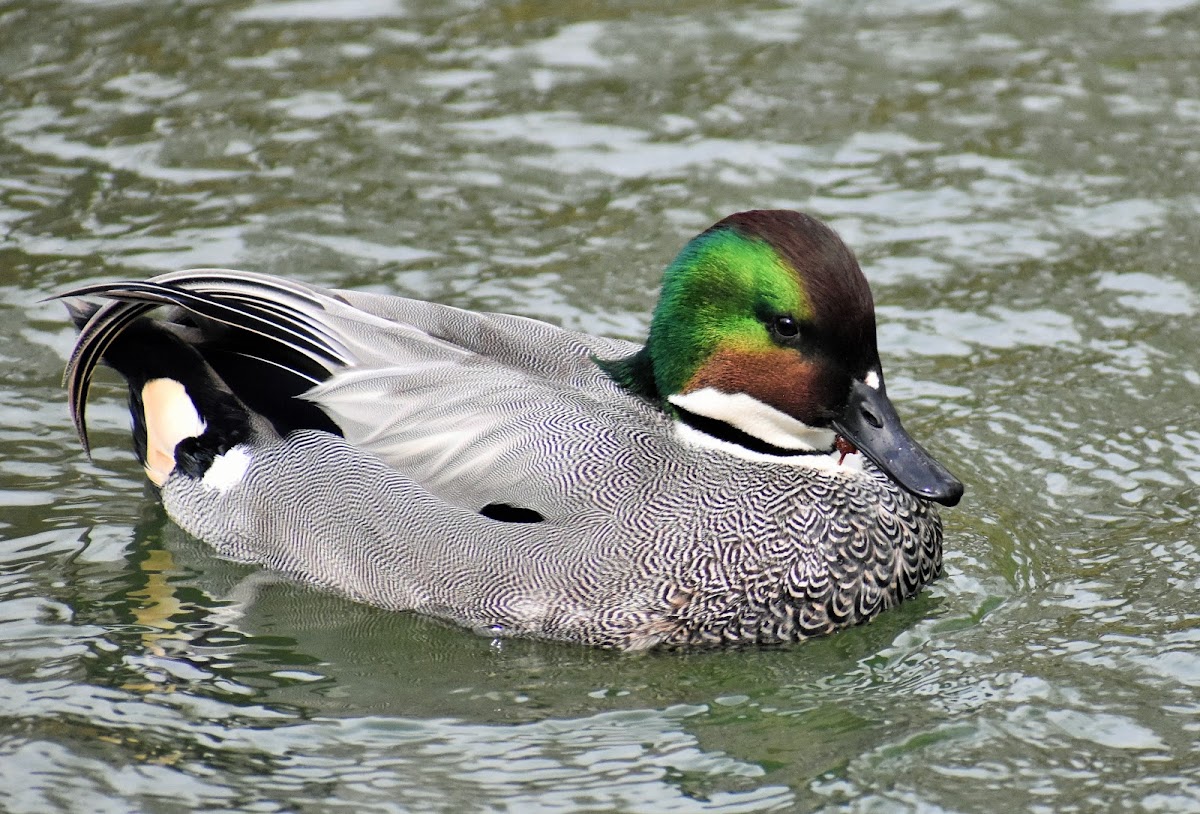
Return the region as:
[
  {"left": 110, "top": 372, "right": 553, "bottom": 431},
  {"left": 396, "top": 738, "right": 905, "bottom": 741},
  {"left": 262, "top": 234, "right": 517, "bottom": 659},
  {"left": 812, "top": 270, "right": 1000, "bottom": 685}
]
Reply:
[{"left": 60, "top": 210, "right": 963, "bottom": 650}]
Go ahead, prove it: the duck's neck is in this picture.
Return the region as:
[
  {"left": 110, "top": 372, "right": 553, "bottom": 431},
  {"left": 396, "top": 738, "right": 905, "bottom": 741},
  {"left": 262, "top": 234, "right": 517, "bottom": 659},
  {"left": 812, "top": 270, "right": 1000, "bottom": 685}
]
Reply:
[
  {"left": 597, "top": 347, "right": 660, "bottom": 403},
  {"left": 601, "top": 346, "right": 839, "bottom": 459}
]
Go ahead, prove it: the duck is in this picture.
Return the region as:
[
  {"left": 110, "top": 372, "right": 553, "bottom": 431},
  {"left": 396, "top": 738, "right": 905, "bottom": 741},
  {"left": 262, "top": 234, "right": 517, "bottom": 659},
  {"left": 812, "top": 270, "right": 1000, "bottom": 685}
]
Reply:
[{"left": 58, "top": 209, "right": 963, "bottom": 650}]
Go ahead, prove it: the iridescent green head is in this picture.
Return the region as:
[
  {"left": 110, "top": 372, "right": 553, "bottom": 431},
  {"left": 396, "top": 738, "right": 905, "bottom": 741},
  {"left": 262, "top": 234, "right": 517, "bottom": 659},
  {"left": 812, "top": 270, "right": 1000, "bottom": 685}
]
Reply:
[
  {"left": 646, "top": 210, "right": 878, "bottom": 418},
  {"left": 611, "top": 209, "right": 963, "bottom": 506}
]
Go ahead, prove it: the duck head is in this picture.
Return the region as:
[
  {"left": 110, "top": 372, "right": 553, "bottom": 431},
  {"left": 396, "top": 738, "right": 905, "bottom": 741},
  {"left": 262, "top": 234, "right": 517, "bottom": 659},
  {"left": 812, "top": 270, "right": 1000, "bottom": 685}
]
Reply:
[{"left": 619, "top": 209, "right": 963, "bottom": 507}]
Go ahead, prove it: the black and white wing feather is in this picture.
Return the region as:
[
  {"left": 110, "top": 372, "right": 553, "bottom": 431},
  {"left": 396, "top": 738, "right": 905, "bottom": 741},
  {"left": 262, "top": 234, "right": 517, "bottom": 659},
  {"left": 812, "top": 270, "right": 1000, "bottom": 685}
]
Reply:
[{"left": 58, "top": 268, "right": 663, "bottom": 520}]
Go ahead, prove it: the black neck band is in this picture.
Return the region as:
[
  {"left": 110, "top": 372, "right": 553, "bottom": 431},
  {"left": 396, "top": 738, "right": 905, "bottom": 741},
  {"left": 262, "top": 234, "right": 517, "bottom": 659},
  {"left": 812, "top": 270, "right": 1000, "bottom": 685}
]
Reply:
[{"left": 674, "top": 405, "right": 831, "bottom": 458}]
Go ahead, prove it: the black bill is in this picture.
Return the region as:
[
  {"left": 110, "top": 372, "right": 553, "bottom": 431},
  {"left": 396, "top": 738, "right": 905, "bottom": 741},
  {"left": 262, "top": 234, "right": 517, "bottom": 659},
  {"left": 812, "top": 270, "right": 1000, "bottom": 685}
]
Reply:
[{"left": 833, "top": 378, "right": 964, "bottom": 507}]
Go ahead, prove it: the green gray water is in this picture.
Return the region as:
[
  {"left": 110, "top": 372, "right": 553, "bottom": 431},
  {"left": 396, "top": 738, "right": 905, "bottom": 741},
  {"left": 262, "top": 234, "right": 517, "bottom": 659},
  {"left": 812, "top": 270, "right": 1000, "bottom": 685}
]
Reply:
[{"left": 3, "top": 1, "right": 1199, "bottom": 811}]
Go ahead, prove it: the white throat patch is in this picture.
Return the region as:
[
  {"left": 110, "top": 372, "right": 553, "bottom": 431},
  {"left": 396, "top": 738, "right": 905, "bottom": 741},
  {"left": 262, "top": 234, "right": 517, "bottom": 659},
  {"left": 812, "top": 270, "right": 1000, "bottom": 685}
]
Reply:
[
  {"left": 667, "top": 387, "right": 837, "bottom": 452},
  {"left": 672, "top": 421, "right": 864, "bottom": 473}
]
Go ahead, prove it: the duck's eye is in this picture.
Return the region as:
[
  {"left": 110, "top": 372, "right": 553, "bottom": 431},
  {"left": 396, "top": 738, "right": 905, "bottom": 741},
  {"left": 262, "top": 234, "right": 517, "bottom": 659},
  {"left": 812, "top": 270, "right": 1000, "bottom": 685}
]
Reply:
[{"left": 773, "top": 315, "right": 800, "bottom": 338}]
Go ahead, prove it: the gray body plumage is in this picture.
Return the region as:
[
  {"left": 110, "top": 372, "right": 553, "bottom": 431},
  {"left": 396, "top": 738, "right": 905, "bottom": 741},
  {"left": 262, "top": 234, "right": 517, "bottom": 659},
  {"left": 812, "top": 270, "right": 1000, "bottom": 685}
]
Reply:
[{"left": 64, "top": 270, "right": 943, "bottom": 650}]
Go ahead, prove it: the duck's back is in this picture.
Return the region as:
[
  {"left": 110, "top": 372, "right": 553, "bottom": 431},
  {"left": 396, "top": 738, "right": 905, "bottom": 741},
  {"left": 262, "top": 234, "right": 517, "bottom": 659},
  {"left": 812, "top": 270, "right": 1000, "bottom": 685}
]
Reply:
[{"left": 304, "top": 285, "right": 665, "bottom": 520}]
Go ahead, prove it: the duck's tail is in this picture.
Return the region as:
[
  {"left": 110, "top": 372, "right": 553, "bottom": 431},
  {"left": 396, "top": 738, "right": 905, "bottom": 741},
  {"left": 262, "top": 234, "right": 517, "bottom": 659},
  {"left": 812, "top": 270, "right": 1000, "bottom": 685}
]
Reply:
[{"left": 56, "top": 270, "right": 353, "bottom": 484}]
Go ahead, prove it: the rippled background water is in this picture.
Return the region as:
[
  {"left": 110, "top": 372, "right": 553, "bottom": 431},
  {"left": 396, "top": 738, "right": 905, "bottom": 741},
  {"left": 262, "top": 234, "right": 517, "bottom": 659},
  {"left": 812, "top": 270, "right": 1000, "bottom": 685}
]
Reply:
[{"left": 2, "top": 0, "right": 1199, "bottom": 811}]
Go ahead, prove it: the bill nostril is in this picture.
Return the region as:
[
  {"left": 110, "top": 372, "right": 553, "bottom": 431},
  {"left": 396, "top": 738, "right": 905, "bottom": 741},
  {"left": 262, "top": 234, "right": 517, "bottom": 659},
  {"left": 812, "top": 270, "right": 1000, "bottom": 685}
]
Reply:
[{"left": 862, "top": 408, "right": 882, "bottom": 429}]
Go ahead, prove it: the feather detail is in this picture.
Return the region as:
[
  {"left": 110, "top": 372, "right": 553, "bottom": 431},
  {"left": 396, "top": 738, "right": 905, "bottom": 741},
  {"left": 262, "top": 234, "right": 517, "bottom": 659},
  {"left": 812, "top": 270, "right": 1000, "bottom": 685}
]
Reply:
[{"left": 140, "top": 378, "right": 205, "bottom": 485}]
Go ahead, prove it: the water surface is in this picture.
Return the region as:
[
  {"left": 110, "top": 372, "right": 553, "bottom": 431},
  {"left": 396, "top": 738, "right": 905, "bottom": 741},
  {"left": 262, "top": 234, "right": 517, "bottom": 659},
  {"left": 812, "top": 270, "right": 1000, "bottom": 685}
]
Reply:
[{"left": 2, "top": 1, "right": 1199, "bottom": 811}]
